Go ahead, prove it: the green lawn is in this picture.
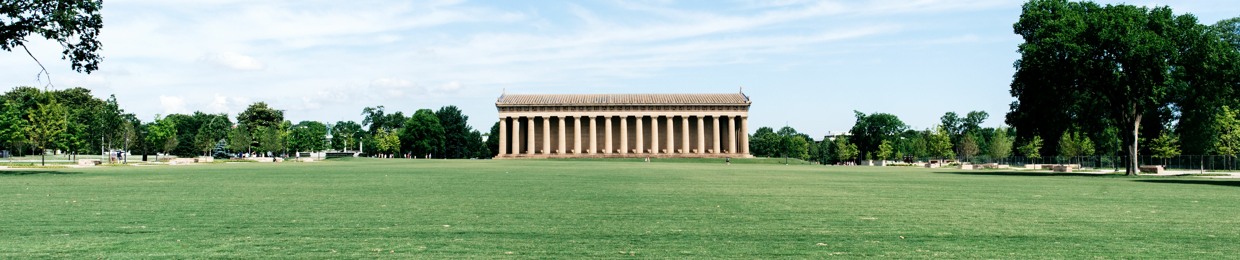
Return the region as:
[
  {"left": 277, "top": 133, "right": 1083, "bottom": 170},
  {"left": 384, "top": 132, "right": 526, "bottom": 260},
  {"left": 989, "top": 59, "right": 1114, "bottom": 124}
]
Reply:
[{"left": 2, "top": 158, "right": 1238, "bottom": 258}]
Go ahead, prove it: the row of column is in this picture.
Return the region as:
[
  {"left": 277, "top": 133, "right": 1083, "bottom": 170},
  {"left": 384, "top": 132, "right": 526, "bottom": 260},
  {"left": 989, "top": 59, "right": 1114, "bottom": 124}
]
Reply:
[{"left": 497, "top": 115, "right": 748, "bottom": 157}]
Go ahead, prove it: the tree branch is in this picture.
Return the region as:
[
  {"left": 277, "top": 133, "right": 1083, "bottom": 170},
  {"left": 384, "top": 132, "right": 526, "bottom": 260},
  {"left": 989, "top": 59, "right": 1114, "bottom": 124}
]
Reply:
[{"left": 19, "top": 43, "right": 54, "bottom": 90}]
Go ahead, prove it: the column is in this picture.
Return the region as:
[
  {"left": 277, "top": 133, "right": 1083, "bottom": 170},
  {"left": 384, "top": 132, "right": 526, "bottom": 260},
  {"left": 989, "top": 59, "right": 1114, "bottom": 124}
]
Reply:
[
  {"left": 542, "top": 117, "right": 551, "bottom": 154},
  {"left": 526, "top": 117, "right": 535, "bottom": 155},
  {"left": 636, "top": 116, "right": 644, "bottom": 154},
  {"left": 500, "top": 117, "right": 509, "bottom": 156},
  {"left": 651, "top": 116, "right": 659, "bottom": 154},
  {"left": 713, "top": 116, "right": 721, "bottom": 154},
  {"left": 740, "top": 117, "right": 749, "bottom": 155},
  {"left": 557, "top": 116, "right": 566, "bottom": 154},
  {"left": 511, "top": 118, "right": 521, "bottom": 156},
  {"left": 620, "top": 116, "right": 629, "bottom": 154},
  {"left": 681, "top": 116, "right": 689, "bottom": 153},
  {"left": 573, "top": 116, "right": 581, "bottom": 154},
  {"left": 589, "top": 116, "right": 598, "bottom": 154},
  {"left": 605, "top": 116, "right": 613, "bottom": 154},
  {"left": 728, "top": 116, "right": 736, "bottom": 154},
  {"left": 697, "top": 116, "right": 705, "bottom": 154},
  {"left": 666, "top": 116, "right": 675, "bottom": 153}
]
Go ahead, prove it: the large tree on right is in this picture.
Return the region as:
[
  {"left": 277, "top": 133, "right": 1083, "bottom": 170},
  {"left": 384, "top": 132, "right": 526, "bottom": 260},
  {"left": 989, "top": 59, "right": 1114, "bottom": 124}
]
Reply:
[{"left": 1009, "top": 0, "right": 1236, "bottom": 175}]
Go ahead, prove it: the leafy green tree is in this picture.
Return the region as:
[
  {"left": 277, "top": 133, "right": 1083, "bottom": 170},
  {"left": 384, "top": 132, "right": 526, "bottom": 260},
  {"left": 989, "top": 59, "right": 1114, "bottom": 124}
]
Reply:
[
  {"left": 288, "top": 121, "right": 328, "bottom": 154},
  {"left": 1011, "top": 0, "right": 1221, "bottom": 175},
  {"left": 927, "top": 126, "right": 955, "bottom": 161},
  {"left": 833, "top": 136, "right": 858, "bottom": 163},
  {"left": 850, "top": 111, "right": 907, "bottom": 160},
  {"left": 749, "top": 127, "right": 779, "bottom": 157},
  {"left": 876, "top": 140, "right": 893, "bottom": 161},
  {"left": 254, "top": 125, "right": 286, "bottom": 156},
  {"left": 373, "top": 129, "right": 400, "bottom": 157},
  {"left": 227, "top": 126, "right": 251, "bottom": 155},
  {"left": 1213, "top": 106, "right": 1240, "bottom": 155},
  {"left": 959, "top": 134, "right": 979, "bottom": 162},
  {"left": 361, "top": 106, "right": 406, "bottom": 135},
  {"left": 26, "top": 94, "right": 67, "bottom": 165},
  {"left": 402, "top": 109, "right": 445, "bottom": 158},
  {"left": 988, "top": 128, "right": 1014, "bottom": 161},
  {"left": 435, "top": 105, "right": 473, "bottom": 159},
  {"left": 467, "top": 129, "right": 489, "bottom": 159},
  {"left": 486, "top": 121, "right": 501, "bottom": 158},
  {"left": 1019, "top": 135, "right": 1044, "bottom": 162},
  {"left": 787, "top": 135, "right": 810, "bottom": 161},
  {"left": 1058, "top": 130, "right": 1095, "bottom": 160},
  {"left": 144, "top": 115, "right": 177, "bottom": 162},
  {"left": 1, "top": 0, "right": 103, "bottom": 74},
  {"left": 237, "top": 102, "right": 284, "bottom": 133},
  {"left": 1148, "top": 131, "right": 1181, "bottom": 165},
  {"left": 330, "top": 121, "right": 363, "bottom": 151}
]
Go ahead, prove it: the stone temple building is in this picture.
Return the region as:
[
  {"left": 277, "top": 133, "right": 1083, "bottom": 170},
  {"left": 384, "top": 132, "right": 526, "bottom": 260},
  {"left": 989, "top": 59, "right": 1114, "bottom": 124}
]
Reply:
[{"left": 495, "top": 92, "right": 751, "bottom": 158}]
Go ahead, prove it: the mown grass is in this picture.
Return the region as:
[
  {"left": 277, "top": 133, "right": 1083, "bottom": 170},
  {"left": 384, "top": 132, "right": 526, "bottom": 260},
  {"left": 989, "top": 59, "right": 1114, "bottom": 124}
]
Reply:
[{"left": 1, "top": 158, "right": 1238, "bottom": 258}]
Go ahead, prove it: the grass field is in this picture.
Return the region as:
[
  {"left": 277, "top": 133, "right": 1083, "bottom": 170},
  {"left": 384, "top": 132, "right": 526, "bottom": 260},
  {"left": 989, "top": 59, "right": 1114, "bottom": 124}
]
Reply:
[{"left": 2, "top": 158, "right": 1239, "bottom": 258}]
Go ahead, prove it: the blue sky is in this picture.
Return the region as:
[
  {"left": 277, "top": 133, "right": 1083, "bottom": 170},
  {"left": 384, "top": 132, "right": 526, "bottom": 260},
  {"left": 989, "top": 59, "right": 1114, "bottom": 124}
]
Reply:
[{"left": 1, "top": 0, "right": 1238, "bottom": 139}]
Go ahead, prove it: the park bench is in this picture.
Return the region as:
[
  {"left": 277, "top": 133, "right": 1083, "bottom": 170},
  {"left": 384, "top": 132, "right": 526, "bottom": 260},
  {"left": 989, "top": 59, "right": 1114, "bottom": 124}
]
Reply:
[
  {"left": 1052, "top": 165, "right": 1074, "bottom": 173},
  {"left": 1139, "top": 165, "right": 1164, "bottom": 174}
]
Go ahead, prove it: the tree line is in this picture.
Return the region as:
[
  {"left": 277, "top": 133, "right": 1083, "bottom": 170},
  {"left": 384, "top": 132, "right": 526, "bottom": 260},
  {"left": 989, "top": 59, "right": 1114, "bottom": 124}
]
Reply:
[
  {"left": 748, "top": 110, "right": 1016, "bottom": 166},
  {"left": 0, "top": 86, "right": 494, "bottom": 164}
]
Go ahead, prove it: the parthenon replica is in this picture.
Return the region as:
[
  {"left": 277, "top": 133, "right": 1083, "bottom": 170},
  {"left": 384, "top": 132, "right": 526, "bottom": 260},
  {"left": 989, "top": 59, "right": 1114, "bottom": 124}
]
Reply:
[{"left": 495, "top": 92, "right": 751, "bottom": 158}]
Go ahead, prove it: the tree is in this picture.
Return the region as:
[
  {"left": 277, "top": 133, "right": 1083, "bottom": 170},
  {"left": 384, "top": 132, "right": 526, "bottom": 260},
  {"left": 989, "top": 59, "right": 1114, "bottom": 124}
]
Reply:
[
  {"left": 435, "top": 105, "right": 473, "bottom": 159},
  {"left": 486, "top": 121, "right": 501, "bottom": 158},
  {"left": 927, "top": 126, "right": 955, "bottom": 161},
  {"left": 466, "top": 130, "right": 489, "bottom": 159},
  {"left": 373, "top": 129, "right": 400, "bottom": 157},
  {"left": 26, "top": 94, "right": 66, "bottom": 165},
  {"left": 1058, "top": 130, "right": 1095, "bottom": 163},
  {"left": 1213, "top": 106, "right": 1240, "bottom": 155},
  {"left": 330, "top": 121, "right": 363, "bottom": 151},
  {"left": 850, "top": 111, "right": 907, "bottom": 161},
  {"left": 834, "top": 136, "right": 859, "bottom": 163},
  {"left": 988, "top": 128, "right": 1014, "bottom": 162},
  {"left": 876, "top": 140, "right": 894, "bottom": 161},
  {"left": 288, "top": 121, "right": 328, "bottom": 154},
  {"left": 1011, "top": 0, "right": 1216, "bottom": 175},
  {"left": 191, "top": 113, "right": 231, "bottom": 156},
  {"left": 1018, "top": 135, "right": 1044, "bottom": 161},
  {"left": 254, "top": 125, "right": 285, "bottom": 156},
  {"left": 402, "top": 109, "right": 445, "bottom": 158},
  {"left": 144, "top": 115, "right": 176, "bottom": 162},
  {"left": 959, "top": 134, "right": 980, "bottom": 162},
  {"left": 0, "top": 100, "right": 28, "bottom": 157},
  {"left": 1148, "top": 131, "right": 1181, "bottom": 166},
  {"left": 786, "top": 135, "right": 810, "bottom": 161},
  {"left": 749, "top": 127, "right": 779, "bottom": 157},
  {"left": 237, "top": 102, "right": 283, "bottom": 133},
  {"left": 227, "top": 126, "right": 251, "bottom": 155},
  {"left": 1, "top": 0, "right": 104, "bottom": 74}
]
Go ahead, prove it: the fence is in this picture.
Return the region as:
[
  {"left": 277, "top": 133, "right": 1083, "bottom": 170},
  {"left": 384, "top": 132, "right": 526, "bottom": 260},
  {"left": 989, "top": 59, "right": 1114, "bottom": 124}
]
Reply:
[{"left": 902, "top": 155, "right": 1240, "bottom": 172}]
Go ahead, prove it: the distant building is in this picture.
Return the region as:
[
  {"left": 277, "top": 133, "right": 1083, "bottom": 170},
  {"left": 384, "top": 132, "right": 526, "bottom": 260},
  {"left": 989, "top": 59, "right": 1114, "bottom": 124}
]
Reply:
[
  {"left": 495, "top": 92, "right": 752, "bottom": 158},
  {"left": 823, "top": 131, "right": 851, "bottom": 142}
]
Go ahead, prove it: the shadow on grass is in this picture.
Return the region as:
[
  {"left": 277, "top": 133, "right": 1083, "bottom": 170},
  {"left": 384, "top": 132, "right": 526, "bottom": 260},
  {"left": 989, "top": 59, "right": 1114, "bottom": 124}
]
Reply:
[
  {"left": 0, "top": 170, "right": 82, "bottom": 176},
  {"left": 1133, "top": 179, "right": 1240, "bottom": 188},
  {"left": 935, "top": 170, "right": 1124, "bottom": 178}
]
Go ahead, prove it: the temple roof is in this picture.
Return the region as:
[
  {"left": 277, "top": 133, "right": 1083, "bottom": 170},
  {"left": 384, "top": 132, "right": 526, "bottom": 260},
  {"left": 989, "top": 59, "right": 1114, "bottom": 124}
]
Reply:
[{"left": 496, "top": 93, "right": 750, "bottom": 106}]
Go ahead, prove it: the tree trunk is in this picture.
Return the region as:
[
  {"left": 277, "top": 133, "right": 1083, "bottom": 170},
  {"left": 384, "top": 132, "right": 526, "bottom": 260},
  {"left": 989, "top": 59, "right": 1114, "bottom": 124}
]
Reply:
[{"left": 1127, "top": 113, "right": 1142, "bottom": 176}]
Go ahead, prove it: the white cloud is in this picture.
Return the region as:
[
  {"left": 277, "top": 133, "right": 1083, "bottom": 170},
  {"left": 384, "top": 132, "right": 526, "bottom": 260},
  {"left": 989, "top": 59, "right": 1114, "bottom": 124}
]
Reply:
[
  {"left": 159, "top": 95, "right": 189, "bottom": 115},
  {"left": 200, "top": 52, "right": 264, "bottom": 71}
]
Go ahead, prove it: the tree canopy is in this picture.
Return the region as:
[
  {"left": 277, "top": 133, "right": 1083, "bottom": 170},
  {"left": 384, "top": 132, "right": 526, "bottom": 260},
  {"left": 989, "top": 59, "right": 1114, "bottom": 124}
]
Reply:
[
  {"left": 1, "top": 0, "right": 104, "bottom": 74},
  {"left": 1008, "top": 0, "right": 1239, "bottom": 175}
]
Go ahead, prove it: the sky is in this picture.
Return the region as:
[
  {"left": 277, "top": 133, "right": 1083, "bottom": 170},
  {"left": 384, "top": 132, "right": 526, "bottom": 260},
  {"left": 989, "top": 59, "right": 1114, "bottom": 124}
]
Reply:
[{"left": 2, "top": 0, "right": 1238, "bottom": 139}]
